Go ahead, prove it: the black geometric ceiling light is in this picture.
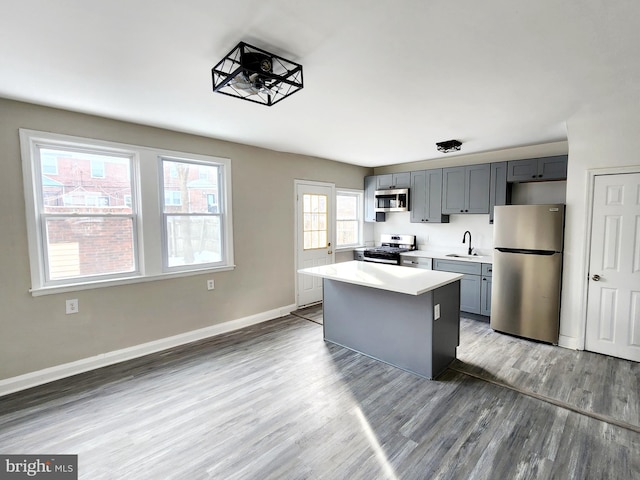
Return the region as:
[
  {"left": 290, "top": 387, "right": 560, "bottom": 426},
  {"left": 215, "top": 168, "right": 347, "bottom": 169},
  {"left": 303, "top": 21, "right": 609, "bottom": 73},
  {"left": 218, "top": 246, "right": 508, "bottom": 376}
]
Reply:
[
  {"left": 436, "top": 139, "right": 462, "bottom": 153},
  {"left": 212, "top": 41, "right": 303, "bottom": 106}
]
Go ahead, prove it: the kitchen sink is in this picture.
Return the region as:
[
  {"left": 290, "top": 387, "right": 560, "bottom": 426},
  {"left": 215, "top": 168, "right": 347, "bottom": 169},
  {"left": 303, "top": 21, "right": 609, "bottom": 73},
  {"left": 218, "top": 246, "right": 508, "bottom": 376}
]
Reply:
[{"left": 446, "top": 254, "right": 483, "bottom": 259}]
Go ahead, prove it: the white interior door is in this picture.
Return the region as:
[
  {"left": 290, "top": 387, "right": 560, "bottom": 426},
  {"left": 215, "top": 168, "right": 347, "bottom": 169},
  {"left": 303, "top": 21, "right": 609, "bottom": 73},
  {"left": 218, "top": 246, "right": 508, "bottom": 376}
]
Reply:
[
  {"left": 296, "top": 181, "right": 335, "bottom": 307},
  {"left": 585, "top": 173, "right": 640, "bottom": 362}
]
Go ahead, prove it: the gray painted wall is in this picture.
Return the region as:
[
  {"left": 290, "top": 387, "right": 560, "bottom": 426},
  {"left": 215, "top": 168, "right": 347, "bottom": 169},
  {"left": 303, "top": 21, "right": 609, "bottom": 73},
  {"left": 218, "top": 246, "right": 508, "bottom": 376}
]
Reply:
[
  {"left": 0, "top": 98, "right": 370, "bottom": 380},
  {"left": 2, "top": 91, "right": 638, "bottom": 381}
]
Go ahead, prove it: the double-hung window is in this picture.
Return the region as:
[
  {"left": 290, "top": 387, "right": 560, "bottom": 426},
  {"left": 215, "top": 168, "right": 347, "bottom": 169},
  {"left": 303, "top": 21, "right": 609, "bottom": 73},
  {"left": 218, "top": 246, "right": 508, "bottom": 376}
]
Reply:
[
  {"left": 336, "top": 189, "right": 363, "bottom": 248},
  {"left": 20, "top": 130, "right": 234, "bottom": 294},
  {"left": 31, "top": 145, "right": 137, "bottom": 284},
  {"left": 160, "top": 158, "right": 225, "bottom": 270}
]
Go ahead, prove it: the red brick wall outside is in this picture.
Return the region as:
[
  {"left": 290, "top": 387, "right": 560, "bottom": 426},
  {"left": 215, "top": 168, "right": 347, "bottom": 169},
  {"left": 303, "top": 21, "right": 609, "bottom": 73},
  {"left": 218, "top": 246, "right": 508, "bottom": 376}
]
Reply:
[{"left": 41, "top": 155, "right": 219, "bottom": 278}]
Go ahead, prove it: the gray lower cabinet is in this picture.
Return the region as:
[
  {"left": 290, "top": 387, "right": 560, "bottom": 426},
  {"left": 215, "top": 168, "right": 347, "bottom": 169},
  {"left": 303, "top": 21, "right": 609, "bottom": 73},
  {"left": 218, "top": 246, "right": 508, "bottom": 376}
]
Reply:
[
  {"left": 480, "top": 263, "right": 493, "bottom": 316},
  {"left": 442, "top": 164, "right": 490, "bottom": 214},
  {"left": 364, "top": 175, "right": 385, "bottom": 222},
  {"left": 460, "top": 274, "right": 482, "bottom": 314},
  {"left": 323, "top": 277, "right": 460, "bottom": 379},
  {"left": 400, "top": 255, "right": 433, "bottom": 269},
  {"left": 507, "top": 155, "right": 568, "bottom": 182},
  {"left": 376, "top": 172, "right": 410, "bottom": 189},
  {"left": 410, "top": 169, "right": 449, "bottom": 223},
  {"left": 434, "top": 259, "right": 492, "bottom": 316}
]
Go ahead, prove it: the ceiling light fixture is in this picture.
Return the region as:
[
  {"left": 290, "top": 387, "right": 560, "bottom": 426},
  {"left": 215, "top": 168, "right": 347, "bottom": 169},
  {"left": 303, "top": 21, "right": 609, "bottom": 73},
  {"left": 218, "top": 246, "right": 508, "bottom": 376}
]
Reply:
[
  {"left": 436, "top": 139, "right": 462, "bottom": 153},
  {"left": 211, "top": 41, "right": 303, "bottom": 106}
]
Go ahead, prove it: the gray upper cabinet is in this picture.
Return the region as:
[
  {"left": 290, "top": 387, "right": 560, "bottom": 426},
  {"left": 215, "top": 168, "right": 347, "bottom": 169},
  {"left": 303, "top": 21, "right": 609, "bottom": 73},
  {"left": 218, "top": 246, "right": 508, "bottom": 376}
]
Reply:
[
  {"left": 507, "top": 155, "right": 568, "bottom": 182},
  {"left": 442, "top": 164, "right": 490, "bottom": 214},
  {"left": 410, "top": 169, "right": 449, "bottom": 223},
  {"left": 489, "top": 162, "right": 509, "bottom": 224},
  {"left": 364, "top": 175, "right": 385, "bottom": 222},
  {"left": 376, "top": 172, "right": 410, "bottom": 189}
]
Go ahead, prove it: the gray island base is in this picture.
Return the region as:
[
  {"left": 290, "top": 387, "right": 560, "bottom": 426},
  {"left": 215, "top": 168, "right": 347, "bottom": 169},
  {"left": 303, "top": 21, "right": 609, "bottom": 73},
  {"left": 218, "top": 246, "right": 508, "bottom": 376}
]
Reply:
[{"left": 299, "top": 261, "right": 462, "bottom": 380}]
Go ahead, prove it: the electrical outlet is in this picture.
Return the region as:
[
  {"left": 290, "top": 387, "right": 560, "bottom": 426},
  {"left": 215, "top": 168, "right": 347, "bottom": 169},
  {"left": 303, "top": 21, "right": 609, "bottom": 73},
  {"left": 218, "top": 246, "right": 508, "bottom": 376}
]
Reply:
[
  {"left": 434, "top": 304, "right": 440, "bottom": 320},
  {"left": 66, "top": 299, "right": 79, "bottom": 314},
  {"left": 207, "top": 279, "right": 215, "bottom": 290}
]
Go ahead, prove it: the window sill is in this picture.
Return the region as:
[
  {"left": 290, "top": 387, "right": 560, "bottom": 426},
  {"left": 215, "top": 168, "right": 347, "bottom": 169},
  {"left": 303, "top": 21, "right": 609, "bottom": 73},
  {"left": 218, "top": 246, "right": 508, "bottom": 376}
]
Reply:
[
  {"left": 30, "top": 265, "right": 236, "bottom": 297},
  {"left": 335, "top": 245, "right": 365, "bottom": 252}
]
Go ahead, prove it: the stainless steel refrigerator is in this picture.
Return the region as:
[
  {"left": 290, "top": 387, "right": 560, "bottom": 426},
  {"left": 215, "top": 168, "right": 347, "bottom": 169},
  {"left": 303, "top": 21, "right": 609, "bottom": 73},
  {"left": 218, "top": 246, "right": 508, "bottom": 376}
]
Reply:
[{"left": 490, "top": 204, "right": 565, "bottom": 344}]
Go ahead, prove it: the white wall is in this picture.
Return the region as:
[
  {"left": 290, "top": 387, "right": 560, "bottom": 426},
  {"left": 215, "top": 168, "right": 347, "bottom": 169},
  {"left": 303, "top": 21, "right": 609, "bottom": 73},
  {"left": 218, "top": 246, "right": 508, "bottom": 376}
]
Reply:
[
  {"left": 560, "top": 98, "right": 640, "bottom": 349},
  {"left": 511, "top": 181, "right": 566, "bottom": 205},
  {"left": 374, "top": 213, "right": 494, "bottom": 255}
]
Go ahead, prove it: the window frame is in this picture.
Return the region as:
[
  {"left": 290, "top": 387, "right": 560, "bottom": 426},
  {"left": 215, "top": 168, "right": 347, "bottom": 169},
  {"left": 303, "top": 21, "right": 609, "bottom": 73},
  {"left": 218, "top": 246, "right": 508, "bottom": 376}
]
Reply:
[
  {"left": 159, "top": 156, "right": 227, "bottom": 273},
  {"left": 20, "top": 129, "right": 234, "bottom": 296},
  {"left": 335, "top": 188, "right": 364, "bottom": 249}
]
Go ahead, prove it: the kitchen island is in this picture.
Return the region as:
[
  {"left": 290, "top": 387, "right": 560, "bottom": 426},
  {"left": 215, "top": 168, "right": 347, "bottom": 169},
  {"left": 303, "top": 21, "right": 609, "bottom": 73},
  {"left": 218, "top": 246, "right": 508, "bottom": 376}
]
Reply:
[{"left": 298, "top": 261, "right": 463, "bottom": 379}]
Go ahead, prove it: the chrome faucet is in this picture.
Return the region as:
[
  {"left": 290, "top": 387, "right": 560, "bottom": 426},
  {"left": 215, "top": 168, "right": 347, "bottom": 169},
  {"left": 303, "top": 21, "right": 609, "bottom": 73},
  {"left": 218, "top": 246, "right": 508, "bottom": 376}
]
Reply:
[{"left": 462, "top": 230, "right": 472, "bottom": 255}]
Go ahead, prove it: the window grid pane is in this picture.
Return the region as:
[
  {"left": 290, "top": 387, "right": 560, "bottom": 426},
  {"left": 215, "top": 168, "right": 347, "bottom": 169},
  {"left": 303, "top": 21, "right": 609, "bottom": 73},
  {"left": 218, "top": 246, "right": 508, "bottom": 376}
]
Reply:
[
  {"left": 303, "top": 193, "right": 328, "bottom": 250},
  {"left": 165, "top": 215, "right": 222, "bottom": 267},
  {"left": 337, "top": 220, "right": 358, "bottom": 245},
  {"left": 162, "top": 159, "right": 219, "bottom": 214},
  {"left": 44, "top": 216, "right": 135, "bottom": 280},
  {"left": 161, "top": 158, "right": 223, "bottom": 271},
  {"left": 336, "top": 192, "right": 362, "bottom": 247},
  {"left": 39, "top": 148, "right": 133, "bottom": 214}
]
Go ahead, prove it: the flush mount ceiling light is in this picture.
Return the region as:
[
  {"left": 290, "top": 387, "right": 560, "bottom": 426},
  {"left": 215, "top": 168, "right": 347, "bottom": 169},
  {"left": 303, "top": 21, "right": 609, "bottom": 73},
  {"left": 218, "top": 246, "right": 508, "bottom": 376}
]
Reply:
[
  {"left": 436, "top": 139, "right": 462, "bottom": 153},
  {"left": 211, "top": 41, "right": 303, "bottom": 106}
]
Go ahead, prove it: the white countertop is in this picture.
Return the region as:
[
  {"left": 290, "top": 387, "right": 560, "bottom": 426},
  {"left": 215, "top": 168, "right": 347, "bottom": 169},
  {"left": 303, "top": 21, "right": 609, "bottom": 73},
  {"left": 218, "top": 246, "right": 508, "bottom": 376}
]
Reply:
[
  {"left": 400, "top": 250, "right": 493, "bottom": 264},
  {"left": 298, "top": 261, "right": 463, "bottom": 296}
]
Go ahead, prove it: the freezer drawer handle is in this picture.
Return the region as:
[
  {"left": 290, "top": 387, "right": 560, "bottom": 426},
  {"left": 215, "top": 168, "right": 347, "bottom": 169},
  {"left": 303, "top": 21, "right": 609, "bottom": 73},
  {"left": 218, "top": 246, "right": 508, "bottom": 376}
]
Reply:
[{"left": 592, "top": 274, "right": 601, "bottom": 281}]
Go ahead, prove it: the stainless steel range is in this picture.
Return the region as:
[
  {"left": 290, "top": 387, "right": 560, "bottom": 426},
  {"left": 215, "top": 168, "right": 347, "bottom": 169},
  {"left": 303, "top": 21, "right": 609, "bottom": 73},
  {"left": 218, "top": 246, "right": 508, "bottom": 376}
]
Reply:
[{"left": 363, "top": 234, "right": 417, "bottom": 265}]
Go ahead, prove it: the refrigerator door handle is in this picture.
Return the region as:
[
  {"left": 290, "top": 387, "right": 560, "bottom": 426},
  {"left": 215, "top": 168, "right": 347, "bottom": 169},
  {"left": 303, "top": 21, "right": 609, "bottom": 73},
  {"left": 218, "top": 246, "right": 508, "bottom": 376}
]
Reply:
[{"left": 495, "top": 248, "right": 558, "bottom": 255}]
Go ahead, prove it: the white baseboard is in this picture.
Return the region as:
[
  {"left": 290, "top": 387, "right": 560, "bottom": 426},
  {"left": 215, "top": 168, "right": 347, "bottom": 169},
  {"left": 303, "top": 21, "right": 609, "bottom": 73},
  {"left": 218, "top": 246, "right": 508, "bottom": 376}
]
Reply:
[{"left": 0, "top": 303, "right": 297, "bottom": 397}]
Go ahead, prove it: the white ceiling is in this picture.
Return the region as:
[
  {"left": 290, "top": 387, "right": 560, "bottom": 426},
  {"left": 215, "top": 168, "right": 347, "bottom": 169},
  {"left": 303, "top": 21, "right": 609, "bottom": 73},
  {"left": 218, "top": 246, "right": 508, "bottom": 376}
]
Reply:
[{"left": 1, "top": 1, "right": 638, "bottom": 167}]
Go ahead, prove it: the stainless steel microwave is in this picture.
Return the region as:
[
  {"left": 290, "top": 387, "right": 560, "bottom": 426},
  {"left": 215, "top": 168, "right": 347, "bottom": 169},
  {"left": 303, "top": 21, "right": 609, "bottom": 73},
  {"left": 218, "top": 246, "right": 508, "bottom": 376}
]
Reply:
[{"left": 374, "top": 188, "right": 410, "bottom": 212}]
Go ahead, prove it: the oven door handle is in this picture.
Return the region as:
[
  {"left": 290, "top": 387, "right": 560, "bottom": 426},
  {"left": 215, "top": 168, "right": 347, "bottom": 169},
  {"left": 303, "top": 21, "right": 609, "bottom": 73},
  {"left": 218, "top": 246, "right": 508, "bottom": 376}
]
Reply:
[{"left": 363, "top": 257, "right": 399, "bottom": 265}]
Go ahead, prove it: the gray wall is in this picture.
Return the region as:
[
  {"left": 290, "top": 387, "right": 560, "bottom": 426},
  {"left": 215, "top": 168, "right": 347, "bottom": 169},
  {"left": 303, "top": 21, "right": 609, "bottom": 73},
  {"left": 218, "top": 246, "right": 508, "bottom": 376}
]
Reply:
[{"left": 0, "top": 98, "right": 370, "bottom": 380}]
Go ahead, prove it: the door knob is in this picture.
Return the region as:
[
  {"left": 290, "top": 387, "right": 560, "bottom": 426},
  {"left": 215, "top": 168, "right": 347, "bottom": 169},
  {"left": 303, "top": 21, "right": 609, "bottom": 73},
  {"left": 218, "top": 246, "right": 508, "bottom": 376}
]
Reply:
[
  {"left": 592, "top": 274, "right": 600, "bottom": 281},
  {"left": 328, "top": 250, "right": 332, "bottom": 255}
]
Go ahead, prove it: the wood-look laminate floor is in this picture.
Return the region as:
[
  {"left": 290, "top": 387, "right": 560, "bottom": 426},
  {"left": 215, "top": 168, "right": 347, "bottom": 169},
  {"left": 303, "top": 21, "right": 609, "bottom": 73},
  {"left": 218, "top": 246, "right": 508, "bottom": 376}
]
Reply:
[
  {"left": 1, "top": 314, "right": 638, "bottom": 479},
  {"left": 454, "top": 317, "right": 640, "bottom": 432},
  {"left": 291, "top": 303, "right": 323, "bottom": 325}
]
